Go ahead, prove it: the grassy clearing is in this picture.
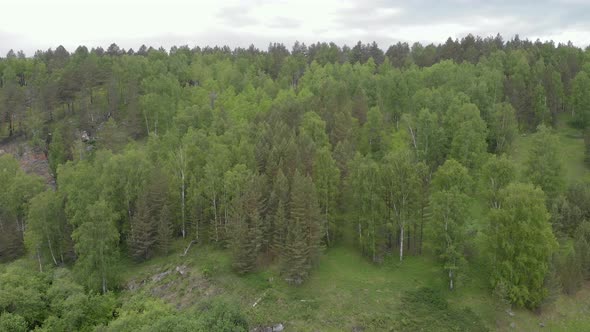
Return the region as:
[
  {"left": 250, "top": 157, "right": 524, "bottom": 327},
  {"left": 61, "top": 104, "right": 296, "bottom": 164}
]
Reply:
[
  {"left": 511, "top": 114, "right": 590, "bottom": 185},
  {"left": 122, "top": 241, "right": 496, "bottom": 331}
]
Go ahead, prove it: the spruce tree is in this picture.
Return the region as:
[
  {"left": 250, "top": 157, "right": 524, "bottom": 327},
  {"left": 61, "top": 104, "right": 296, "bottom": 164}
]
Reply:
[
  {"left": 271, "top": 199, "right": 287, "bottom": 258},
  {"left": 283, "top": 216, "right": 310, "bottom": 285},
  {"left": 157, "top": 204, "right": 173, "bottom": 255},
  {"left": 282, "top": 170, "right": 321, "bottom": 284},
  {"left": 231, "top": 177, "right": 264, "bottom": 274},
  {"left": 128, "top": 195, "right": 156, "bottom": 261}
]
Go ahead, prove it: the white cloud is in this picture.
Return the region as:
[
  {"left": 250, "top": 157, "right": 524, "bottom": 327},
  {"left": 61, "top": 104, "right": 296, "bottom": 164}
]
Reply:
[{"left": 0, "top": 0, "right": 588, "bottom": 55}]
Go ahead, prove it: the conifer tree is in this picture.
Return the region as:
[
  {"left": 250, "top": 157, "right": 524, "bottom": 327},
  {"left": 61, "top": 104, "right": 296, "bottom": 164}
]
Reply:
[
  {"left": 157, "top": 204, "right": 173, "bottom": 255},
  {"left": 231, "top": 177, "right": 264, "bottom": 274},
  {"left": 282, "top": 170, "right": 321, "bottom": 283},
  {"left": 282, "top": 215, "right": 310, "bottom": 285},
  {"left": 128, "top": 195, "right": 156, "bottom": 261}
]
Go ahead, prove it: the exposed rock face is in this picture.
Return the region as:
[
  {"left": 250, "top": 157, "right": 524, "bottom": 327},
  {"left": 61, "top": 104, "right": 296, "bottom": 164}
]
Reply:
[
  {"left": 0, "top": 139, "right": 54, "bottom": 187},
  {"left": 126, "top": 265, "right": 220, "bottom": 309}
]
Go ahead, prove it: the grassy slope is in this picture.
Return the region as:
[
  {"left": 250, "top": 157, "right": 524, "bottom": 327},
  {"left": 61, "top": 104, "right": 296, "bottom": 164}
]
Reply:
[{"left": 123, "top": 242, "right": 495, "bottom": 331}]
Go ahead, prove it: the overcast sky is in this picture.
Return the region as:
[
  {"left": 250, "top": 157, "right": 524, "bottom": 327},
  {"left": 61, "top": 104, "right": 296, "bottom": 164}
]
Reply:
[{"left": 2, "top": 0, "right": 590, "bottom": 56}]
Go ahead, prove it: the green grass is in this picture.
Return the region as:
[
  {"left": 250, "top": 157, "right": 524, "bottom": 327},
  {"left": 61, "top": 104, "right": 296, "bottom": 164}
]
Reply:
[
  {"left": 122, "top": 241, "right": 496, "bottom": 331},
  {"left": 511, "top": 114, "right": 590, "bottom": 185}
]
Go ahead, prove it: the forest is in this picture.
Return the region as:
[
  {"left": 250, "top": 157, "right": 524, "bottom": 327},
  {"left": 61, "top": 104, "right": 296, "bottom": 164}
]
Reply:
[{"left": 1, "top": 34, "right": 590, "bottom": 331}]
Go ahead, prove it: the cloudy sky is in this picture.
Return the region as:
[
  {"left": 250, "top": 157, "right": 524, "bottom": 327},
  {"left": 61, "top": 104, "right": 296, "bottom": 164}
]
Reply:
[{"left": 2, "top": 0, "right": 589, "bottom": 56}]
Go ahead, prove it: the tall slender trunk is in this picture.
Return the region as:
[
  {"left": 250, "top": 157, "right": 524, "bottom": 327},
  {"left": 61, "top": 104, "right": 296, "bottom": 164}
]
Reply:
[
  {"left": 47, "top": 236, "right": 58, "bottom": 266},
  {"left": 181, "top": 171, "right": 186, "bottom": 239},
  {"left": 102, "top": 275, "right": 107, "bottom": 294},
  {"left": 407, "top": 225, "right": 411, "bottom": 252},
  {"left": 37, "top": 249, "right": 43, "bottom": 272},
  {"left": 399, "top": 223, "right": 404, "bottom": 262},
  {"left": 449, "top": 269, "right": 454, "bottom": 290},
  {"left": 144, "top": 112, "right": 150, "bottom": 135},
  {"left": 325, "top": 196, "right": 330, "bottom": 246},
  {"left": 213, "top": 193, "right": 219, "bottom": 243}
]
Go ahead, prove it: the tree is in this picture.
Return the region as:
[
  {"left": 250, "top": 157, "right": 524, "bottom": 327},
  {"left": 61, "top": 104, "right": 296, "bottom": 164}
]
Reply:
[
  {"left": 283, "top": 170, "right": 321, "bottom": 284},
  {"left": 128, "top": 170, "right": 168, "bottom": 261},
  {"left": 488, "top": 183, "right": 558, "bottom": 308},
  {"left": 430, "top": 188, "right": 469, "bottom": 290},
  {"left": 533, "top": 83, "right": 550, "bottom": 126},
  {"left": 157, "top": 204, "right": 174, "bottom": 255},
  {"left": 488, "top": 103, "right": 518, "bottom": 154},
  {"left": 382, "top": 149, "right": 419, "bottom": 261},
  {"left": 432, "top": 159, "right": 472, "bottom": 193},
  {"left": 201, "top": 141, "right": 231, "bottom": 244},
  {"left": 481, "top": 155, "right": 516, "bottom": 208},
  {"left": 430, "top": 159, "right": 472, "bottom": 289},
  {"left": 72, "top": 200, "right": 120, "bottom": 293},
  {"left": 359, "top": 106, "right": 384, "bottom": 156},
  {"left": 25, "top": 190, "right": 70, "bottom": 267},
  {"left": 571, "top": 71, "right": 590, "bottom": 128},
  {"left": 0, "top": 313, "right": 27, "bottom": 332},
  {"left": 347, "top": 153, "right": 384, "bottom": 262},
  {"left": 525, "top": 125, "right": 563, "bottom": 199},
  {"left": 448, "top": 103, "right": 488, "bottom": 170},
  {"left": 48, "top": 129, "right": 68, "bottom": 177},
  {"left": 128, "top": 194, "right": 156, "bottom": 261},
  {"left": 231, "top": 176, "right": 264, "bottom": 274},
  {"left": 313, "top": 147, "right": 340, "bottom": 246},
  {"left": 414, "top": 108, "right": 446, "bottom": 171}
]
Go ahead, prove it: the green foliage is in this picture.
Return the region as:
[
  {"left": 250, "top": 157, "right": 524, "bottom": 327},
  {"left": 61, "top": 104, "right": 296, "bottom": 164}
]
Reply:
[
  {"left": 313, "top": 147, "right": 340, "bottom": 246},
  {"left": 488, "top": 102, "right": 518, "bottom": 154},
  {"left": 72, "top": 200, "right": 120, "bottom": 293},
  {"left": 481, "top": 154, "right": 516, "bottom": 208},
  {"left": 430, "top": 188, "right": 469, "bottom": 290},
  {"left": 42, "top": 268, "right": 116, "bottom": 331},
  {"left": 25, "top": 190, "right": 70, "bottom": 267},
  {"left": 231, "top": 175, "right": 264, "bottom": 274},
  {"left": 195, "top": 300, "right": 249, "bottom": 332},
  {"left": 432, "top": 159, "right": 472, "bottom": 193},
  {"left": 283, "top": 170, "right": 322, "bottom": 284},
  {"left": 525, "top": 125, "right": 563, "bottom": 199},
  {"left": 2, "top": 36, "right": 590, "bottom": 331},
  {"left": 554, "top": 240, "right": 585, "bottom": 295},
  {"left": 448, "top": 103, "right": 488, "bottom": 170},
  {"left": 571, "top": 71, "right": 590, "bottom": 128},
  {"left": 101, "top": 295, "right": 247, "bottom": 332},
  {"left": 0, "top": 312, "right": 27, "bottom": 332},
  {"left": 382, "top": 149, "right": 420, "bottom": 261},
  {"left": 0, "top": 154, "right": 45, "bottom": 261},
  {"left": 488, "top": 183, "right": 558, "bottom": 308},
  {"left": 0, "top": 263, "right": 49, "bottom": 328},
  {"left": 347, "top": 153, "right": 384, "bottom": 261},
  {"left": 48, "top": 129, "right": 68, "bottom": 177}
]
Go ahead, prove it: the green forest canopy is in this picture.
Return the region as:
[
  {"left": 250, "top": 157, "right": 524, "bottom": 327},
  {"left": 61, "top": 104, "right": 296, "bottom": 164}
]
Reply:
[{"left": 1, "top": 35, "right": 590, "bottom": 330}]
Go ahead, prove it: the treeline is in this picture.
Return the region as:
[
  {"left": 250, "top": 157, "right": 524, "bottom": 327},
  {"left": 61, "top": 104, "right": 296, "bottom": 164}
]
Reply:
[{"left": 1, "top": 35, "right": 590, "bottom": 329}]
